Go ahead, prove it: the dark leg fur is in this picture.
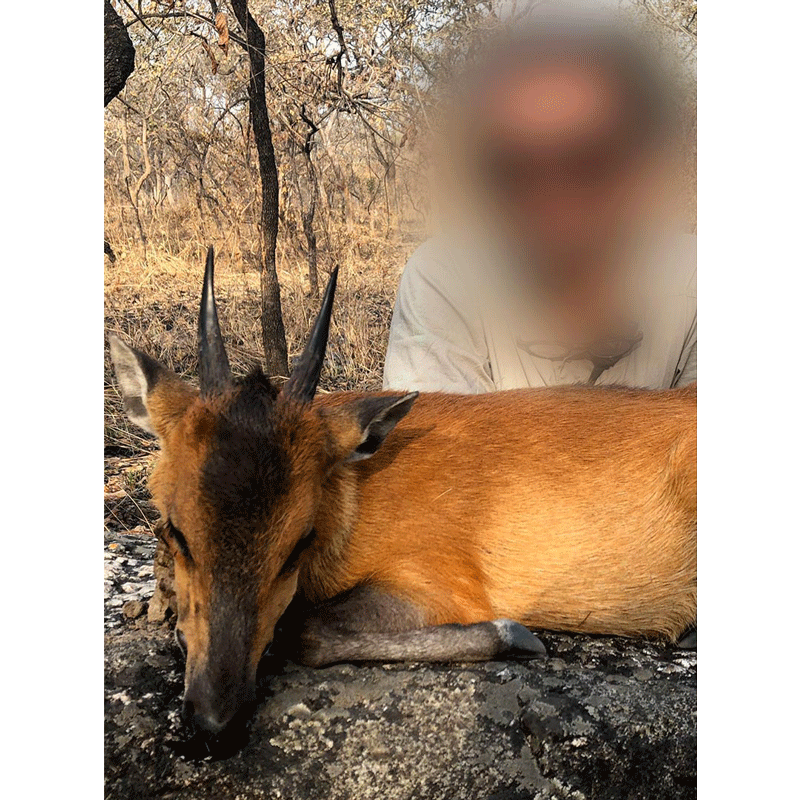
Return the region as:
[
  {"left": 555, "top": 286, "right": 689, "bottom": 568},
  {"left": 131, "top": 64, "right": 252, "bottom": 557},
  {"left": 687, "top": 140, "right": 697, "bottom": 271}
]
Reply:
[
  {"left": 676, "top": 623, "right": 697, "bottom": 650},
  {"left": 291, "top": 586, "right": 546, "bottom": 668}
]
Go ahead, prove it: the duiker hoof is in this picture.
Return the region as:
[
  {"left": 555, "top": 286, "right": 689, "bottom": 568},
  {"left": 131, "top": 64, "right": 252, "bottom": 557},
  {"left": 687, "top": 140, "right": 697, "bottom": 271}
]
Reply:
[{"left": 493, "top": 619, "right": 547, "bottom": 657}]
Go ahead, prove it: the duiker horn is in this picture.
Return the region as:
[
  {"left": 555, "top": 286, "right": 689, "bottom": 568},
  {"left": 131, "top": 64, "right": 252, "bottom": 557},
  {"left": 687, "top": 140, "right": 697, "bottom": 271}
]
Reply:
[
  {"left": 198, "top": 246, "right": 232, "bottom": 396},
  {"left": 283, "top": 266, "right": 338, "bottom": 402}
]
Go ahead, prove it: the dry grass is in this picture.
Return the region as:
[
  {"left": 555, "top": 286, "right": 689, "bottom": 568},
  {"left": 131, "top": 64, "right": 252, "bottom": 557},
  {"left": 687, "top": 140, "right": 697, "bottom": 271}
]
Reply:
[{"left": 104, "top": 237, "right": 413, "bottom": 461}]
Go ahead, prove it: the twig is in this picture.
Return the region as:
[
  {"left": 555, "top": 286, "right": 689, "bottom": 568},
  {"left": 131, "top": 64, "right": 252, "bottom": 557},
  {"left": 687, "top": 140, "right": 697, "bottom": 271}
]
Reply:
[{"left": 119, "top": 0, "right": 159, "bottom": 39}]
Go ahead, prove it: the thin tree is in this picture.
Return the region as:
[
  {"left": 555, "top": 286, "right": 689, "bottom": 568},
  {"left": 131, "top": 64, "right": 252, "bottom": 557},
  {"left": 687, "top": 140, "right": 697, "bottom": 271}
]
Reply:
[
  {"left": 227, "top": 0, "right": 289, "bottom": 377},
  {"left": 299, "top": 104, "right": 321, "bottom": 297}
]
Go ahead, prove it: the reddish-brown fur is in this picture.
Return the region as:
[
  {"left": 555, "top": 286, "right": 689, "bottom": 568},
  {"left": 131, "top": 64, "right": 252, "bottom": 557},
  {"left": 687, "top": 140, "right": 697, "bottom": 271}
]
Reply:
[
  {"left": 141, "top": 374, "right": 695, "bottom": 666},
  {"left": 144, "top": 378, "right": 696, "bottom": 646},
  {"left": 303, "top": 384, "right": 696, "bottom": 640}
]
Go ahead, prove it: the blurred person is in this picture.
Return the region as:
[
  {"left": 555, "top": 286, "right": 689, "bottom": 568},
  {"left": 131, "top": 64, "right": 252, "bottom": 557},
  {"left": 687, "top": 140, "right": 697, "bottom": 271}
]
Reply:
[{"left": 383, "top": 15, "right": 696, "bottom": 393}]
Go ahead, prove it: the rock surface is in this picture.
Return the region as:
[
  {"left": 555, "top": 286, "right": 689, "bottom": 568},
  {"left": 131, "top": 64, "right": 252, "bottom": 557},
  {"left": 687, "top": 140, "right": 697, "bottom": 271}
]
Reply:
[{"left": 105, "top": 530, "right": 696, "bottom": 800}]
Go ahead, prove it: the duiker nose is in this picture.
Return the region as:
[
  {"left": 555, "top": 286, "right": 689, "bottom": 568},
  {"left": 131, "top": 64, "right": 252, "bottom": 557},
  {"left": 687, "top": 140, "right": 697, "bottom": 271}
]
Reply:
[
  {"left": 182, "top": 697, "right": 230, "bottom": 736},
  {"left": 182, "top": 678, "right": 255, "bottom": 736}
]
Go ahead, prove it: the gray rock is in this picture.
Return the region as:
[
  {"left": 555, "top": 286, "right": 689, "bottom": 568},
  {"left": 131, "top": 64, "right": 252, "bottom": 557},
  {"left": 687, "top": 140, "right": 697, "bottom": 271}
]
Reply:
[{"left": 105, "top": 531, "right": 696, "bottom": 799}]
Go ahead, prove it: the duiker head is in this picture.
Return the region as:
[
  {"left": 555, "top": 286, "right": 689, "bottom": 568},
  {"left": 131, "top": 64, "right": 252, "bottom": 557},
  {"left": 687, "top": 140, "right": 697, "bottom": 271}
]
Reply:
[{"left": 108, "top": 248, "right": 416, "bottom": 738}]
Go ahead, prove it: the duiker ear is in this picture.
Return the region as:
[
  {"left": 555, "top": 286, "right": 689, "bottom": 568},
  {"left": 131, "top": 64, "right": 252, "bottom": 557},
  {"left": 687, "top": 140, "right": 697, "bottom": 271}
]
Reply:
[
  {"left": 108, "top": 335, "right": 192, "bottom": 437},
  {"left": 335, "top": 392, "right": 419, "bottom": 463}
]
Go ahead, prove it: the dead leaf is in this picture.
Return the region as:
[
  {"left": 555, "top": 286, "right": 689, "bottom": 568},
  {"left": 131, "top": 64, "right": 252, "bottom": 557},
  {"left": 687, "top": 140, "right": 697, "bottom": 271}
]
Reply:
[{"left": 216, "top": 12, "right": 230, "bottom": 55}]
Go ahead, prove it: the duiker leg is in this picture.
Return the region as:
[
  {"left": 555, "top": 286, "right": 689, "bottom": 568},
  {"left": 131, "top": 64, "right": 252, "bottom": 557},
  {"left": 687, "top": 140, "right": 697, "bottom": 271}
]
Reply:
[
  {"left": 296, "top": 587, "right": 546, "bottom": 668},
  {"left": 676, "top": 624, "right": 697, "bottom": 649}
]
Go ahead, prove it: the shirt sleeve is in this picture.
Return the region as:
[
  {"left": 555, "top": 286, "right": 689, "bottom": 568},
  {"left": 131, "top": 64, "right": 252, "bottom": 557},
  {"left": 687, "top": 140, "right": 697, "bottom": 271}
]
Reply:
[
  {"left": 672, "top": 244, "right": 696, "bottom": 388},
  {"left": 382, "top": 241, "right": 495, "bottom": 394},
  {"left": 675, "top": 338, "right": 697, "bottom": 386}
]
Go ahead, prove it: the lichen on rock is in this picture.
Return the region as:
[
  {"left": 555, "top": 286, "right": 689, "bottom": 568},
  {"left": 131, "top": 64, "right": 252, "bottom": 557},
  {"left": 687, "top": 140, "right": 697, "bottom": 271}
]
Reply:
[{"left": 105, "top": 529, "right": 696, "bottom": 800}]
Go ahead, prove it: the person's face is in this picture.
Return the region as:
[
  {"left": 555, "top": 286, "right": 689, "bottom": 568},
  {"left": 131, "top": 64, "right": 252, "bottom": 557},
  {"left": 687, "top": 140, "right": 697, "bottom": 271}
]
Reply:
[{"left": 477, "top": 58, "right": 671, "bottom": 269}]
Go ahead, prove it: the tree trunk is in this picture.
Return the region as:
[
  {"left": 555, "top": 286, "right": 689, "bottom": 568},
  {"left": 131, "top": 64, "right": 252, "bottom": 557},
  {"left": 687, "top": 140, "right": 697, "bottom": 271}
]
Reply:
[
  {"left": 104, "top": 0, "right": 135, "bottom": 106},
  {"left": 105, "top": 0, "right": 136, "bottom": 261},
  {"left": 229, "top": 0, "right": 289, "bottom": 378}
]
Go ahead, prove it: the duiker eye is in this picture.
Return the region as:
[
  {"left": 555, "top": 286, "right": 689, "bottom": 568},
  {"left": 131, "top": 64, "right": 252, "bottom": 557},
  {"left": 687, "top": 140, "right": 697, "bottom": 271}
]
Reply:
[
  {"left": 164, "top": 521, "right": 192, "bottom": 560},
  {"left": 280, "top": 530, "right": 316, "bottom": 575}
]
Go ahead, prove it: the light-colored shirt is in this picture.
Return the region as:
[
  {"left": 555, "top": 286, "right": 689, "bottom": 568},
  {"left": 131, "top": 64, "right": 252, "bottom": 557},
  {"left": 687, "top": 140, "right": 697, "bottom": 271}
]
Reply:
[{"left": 383, "top": 234, "right": 696, "bottom": 393}]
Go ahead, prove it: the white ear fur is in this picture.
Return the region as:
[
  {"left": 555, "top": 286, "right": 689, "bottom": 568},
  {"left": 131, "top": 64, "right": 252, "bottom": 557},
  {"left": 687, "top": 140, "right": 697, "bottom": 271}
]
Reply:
[{"left": 108, "top": 335, "right": 158, "bottom": 435}]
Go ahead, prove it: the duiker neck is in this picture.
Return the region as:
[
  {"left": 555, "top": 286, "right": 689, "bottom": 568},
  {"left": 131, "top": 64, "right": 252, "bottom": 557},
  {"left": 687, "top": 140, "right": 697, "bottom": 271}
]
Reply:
[{"left": 297, "top": 462, "right": 362, "bottom": 604}]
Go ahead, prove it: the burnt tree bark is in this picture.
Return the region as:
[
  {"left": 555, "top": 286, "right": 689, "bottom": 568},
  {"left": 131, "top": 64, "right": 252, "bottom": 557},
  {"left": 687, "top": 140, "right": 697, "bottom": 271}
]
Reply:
[
  {"left": 229, "top": 0, "right": 289, "bottom": 378},
  {"left": 104, "top": 0, "right": 135, "bottom": 106},
  {"left": 105, "top": 1, "right": 135, "bottom": 262}
]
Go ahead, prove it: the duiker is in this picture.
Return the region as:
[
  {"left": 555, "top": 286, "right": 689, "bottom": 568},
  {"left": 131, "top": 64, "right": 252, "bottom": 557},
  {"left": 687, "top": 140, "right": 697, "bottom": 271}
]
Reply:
[{"left": 109, "top": 248, "right": 695, "bottom": 740}]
